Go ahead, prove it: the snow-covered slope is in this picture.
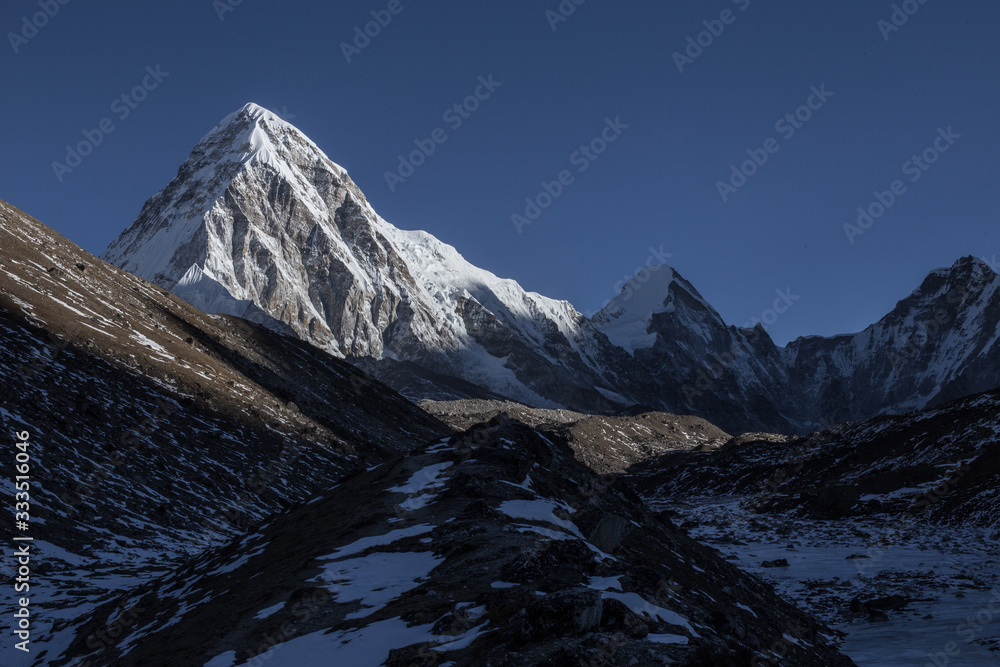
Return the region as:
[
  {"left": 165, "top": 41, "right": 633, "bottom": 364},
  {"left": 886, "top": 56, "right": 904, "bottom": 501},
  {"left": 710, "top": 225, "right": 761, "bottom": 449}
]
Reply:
[
  {"left": 632, "top": 384, "right": 1000, "bottom": 664},
  {"left": 592, "top": 266, "right": 680, "bottom": 352},
  {"left": 103, "top": 103, "right": 634, "bottom": 412}
]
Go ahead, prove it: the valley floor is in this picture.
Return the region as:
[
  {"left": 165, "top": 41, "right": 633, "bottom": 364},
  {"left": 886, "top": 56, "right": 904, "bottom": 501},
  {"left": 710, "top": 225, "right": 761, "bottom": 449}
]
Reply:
[{"left": 660, "top": 496, "right": 1000, "bottom": 666}]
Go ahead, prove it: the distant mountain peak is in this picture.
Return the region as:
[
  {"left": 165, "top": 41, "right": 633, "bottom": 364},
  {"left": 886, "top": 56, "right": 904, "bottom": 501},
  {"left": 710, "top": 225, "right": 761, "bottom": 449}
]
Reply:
[
  {"left": 592, "top": 264, "right": 728, "bottom": 354},
  {"left": 956, "top": 254, "right": 998, "bottom": 279},
  {"left": 924, "top": 255, "right": 997, "bottom": 279},
  {"left": 911, "top": 255, "right": 1000, "bottom": 307},
  {"left": 202, "top": 101, "right": 347, "bottom": 179},
  {"left": 592, "top": 266, "right": 674, "bottom": 352}
]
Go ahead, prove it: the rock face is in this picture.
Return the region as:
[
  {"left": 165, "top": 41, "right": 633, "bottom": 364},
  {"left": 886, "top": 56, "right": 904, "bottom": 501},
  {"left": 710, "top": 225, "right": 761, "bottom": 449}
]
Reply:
[
  {"left": 56, "top": 416, "right": 856, "bottom": 666},
  {"left": 631, "top": 388, "right": 1000, "bottom": 664},
  {"left": 781, "top": 256, "right": 1000, "bottom": 425},
  {"left": 102, "top": 103, "right": 1000, "bottom": 434},
  {"left": 594, "top": 267, "right": 796, "bottom": 433}
]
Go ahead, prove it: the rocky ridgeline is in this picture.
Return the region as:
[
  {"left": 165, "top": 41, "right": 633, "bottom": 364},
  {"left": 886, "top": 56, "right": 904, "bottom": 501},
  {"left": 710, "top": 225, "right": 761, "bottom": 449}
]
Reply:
[
  {"left": 421, "top": 399, "right": 731, "bottom": 474},
  {"left": 58, "top": 416, "right": 854, "bottom": 666},
  {"left": 633, "top": 387, "right": 1000, "bottom": 529}
]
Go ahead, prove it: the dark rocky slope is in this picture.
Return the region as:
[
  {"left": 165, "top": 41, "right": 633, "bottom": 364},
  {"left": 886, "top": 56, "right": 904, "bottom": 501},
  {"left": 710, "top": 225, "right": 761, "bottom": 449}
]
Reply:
[
  {"left": 631, "top": 387, "right": 1000, "bottom": 529},
  {"left": 58, "top": 416, "right": 855, "bottom": 667}
]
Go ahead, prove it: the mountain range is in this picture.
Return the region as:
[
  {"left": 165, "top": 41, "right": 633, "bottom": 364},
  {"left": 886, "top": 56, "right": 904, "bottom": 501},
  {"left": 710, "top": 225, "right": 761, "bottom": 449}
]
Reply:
[
  {"left": 4, "top": 196, "right": 994, "bottom": 663},
  {"left": 100, "top": 104, "right": 1000, "bottom": 435},
  {"left": 0, "top": 197, "right": 861, "bottom": 665},
  {"left": 4, "top": 103, "right": 999, "bottom": 665}
]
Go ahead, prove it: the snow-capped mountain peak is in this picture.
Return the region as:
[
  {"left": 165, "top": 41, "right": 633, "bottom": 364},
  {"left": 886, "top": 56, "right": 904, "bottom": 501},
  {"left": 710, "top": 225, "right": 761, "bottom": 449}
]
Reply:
[
  {"left": 592, "top": 265, "right": 675, "bottom": 352},
  {"left": 593, "top": 264, "right": 728, "bottom": 354},
  {"left": 103, "top": 101, "right": 349, "bottom": 286},
  {"left": 102, "top": 103, "right": 630, "bottom": 412}
]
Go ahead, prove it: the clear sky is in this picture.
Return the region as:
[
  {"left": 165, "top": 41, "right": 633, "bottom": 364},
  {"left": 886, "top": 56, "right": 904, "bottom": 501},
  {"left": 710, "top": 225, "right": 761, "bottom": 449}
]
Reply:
[{"left": 2, "top": 0, "right": 998, "bottom": 345}]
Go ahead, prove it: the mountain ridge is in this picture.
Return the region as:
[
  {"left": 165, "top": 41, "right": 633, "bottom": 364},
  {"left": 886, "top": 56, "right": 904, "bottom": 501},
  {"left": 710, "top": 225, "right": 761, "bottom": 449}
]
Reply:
[{"left": 101, "top": 103, "right": 1000, "bottom": 434}]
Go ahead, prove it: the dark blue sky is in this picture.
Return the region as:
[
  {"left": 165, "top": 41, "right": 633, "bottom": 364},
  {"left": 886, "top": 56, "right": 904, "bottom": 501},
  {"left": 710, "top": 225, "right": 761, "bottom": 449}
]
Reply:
[{"left": 3, "top": 0, "right": 998, "bottom": 345}]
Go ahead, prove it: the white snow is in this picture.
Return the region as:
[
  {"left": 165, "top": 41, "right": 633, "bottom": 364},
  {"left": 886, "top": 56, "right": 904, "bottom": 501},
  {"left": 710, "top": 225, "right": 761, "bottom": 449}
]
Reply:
[
  {"left": 130, "top": 332, "right": 169, "bottom": 356},
  {"left": 253, "top": 602, "right": 286, "bottom": 620},
  {"left": 203, "top": 650, "right": 237, "bottom": 667},
  {"left": 172, "top": 264, "right": 254, "bottom": 318},
  {"left": 592, "top": 266, "right": 675, "bottom": 352},
  {"left": 389, "top": 463, "right": 453, "bottom": 511},
  {"left": 666, "top": 496, "right": 1000, "bottom": 666},
  {"left": 389, "top": 463, "right": 453, "bottom": 495},
  {"left": 318, "top": 551, "right": 442, "bottom": 620},
  {"left": 601, "top": 591, "right": 700, "bottom": 637},
  {"left": 498, "top": 498, "right": 579, "bottom": 537},
  {"left": 587, "top": 575, "right": 624, "bottom": 592},
  {"left": 320, "top": 524, "right": 435, "bottom": 561}
]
